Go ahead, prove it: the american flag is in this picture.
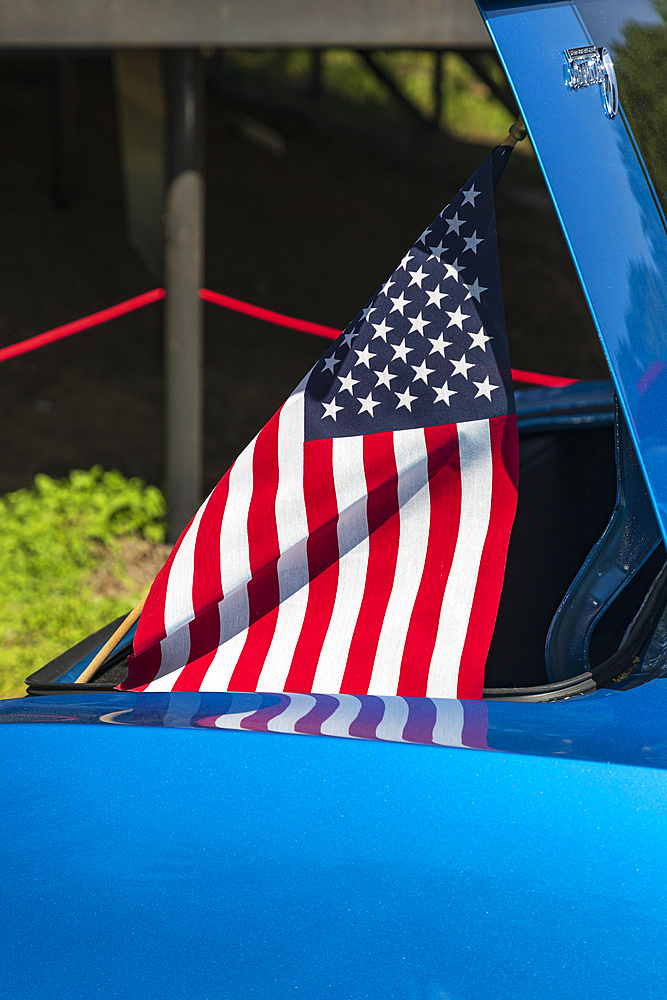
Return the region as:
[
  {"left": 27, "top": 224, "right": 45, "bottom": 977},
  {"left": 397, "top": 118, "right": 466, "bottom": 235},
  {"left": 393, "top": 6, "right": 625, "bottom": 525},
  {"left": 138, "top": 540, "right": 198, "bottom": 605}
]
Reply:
[
  {"left": 107, "top": 692, "right": 490, "bottom": 752},
  {"left": 122, "top": 145, "right": 519, "bottom": 699}
]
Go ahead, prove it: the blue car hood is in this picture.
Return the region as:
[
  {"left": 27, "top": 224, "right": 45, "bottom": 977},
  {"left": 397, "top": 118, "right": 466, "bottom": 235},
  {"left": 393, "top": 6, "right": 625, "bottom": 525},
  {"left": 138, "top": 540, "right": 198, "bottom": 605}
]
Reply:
[
  {"left": 477, "top": 0, "right": 667, "bottom": 544},
  {"left": 4, "top": 685, "right": 667, "bottom": 999}
]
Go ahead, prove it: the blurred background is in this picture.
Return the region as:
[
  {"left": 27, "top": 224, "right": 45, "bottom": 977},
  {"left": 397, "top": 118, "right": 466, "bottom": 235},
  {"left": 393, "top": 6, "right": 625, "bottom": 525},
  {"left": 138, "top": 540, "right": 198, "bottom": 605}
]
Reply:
[{"left": 0, "top": 25, "right": 607, "bottom": 696}]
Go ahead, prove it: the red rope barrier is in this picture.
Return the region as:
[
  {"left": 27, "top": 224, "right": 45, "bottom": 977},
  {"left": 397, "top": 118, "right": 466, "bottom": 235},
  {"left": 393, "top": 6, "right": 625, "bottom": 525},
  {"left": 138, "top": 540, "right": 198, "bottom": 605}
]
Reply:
[
  {"left": 508, "top": 368, "right": 577, "bottom": 388},
  {"left": 200, "top": 287, "right": 578, "bottom": 388},
  {"left": 0, "top": 283, "right": 578, "bottom": 390},
  {"left": 199, "top": 287, "right": 341, "bottom": 340},
  {"left": 0, "top": 288, "right": 165, "bottom": 364}
]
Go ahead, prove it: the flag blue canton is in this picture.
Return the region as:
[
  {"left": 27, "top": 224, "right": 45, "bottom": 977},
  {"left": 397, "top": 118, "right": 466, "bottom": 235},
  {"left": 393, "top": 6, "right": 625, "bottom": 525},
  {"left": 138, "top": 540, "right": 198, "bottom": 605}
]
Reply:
[{"left": 305, "top": 146, "right": 514, "bottom": 441}]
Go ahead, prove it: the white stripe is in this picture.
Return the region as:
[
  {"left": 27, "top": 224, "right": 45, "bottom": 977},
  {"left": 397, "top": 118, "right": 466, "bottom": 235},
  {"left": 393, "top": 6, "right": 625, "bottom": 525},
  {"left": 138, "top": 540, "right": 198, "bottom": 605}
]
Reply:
[
  {"left": 148, "top": 494, "right": 214, "bottom": 690},
  {"left": 320, "top": 695, "right": 363, "bottom": 737},
  {"left": 163, "top": 493, "right": 212, "bottom": 637},
  {"left": 431, "top": 698, "right": 465, "bottom": 747},
  {"left": 198, "top": 627, "right": 249, "bottom": 691},
  {"left": 427, "top": 419, "right": 493, "bottom": 698},
  {"left": 311, "top": 435, "right": 369, "bottom": 693},
  {"left": 212, "top": 694, "right": 267, "bottom": 730},
  {"left": 266, "top": 693, "right": 317, "bottom": 732},
  {"left": 219, "top": 437, "right": 256, "bottom": 596},
  {"left": 375, "top": 696, "right": 410, "bottom": 742},
  {"left": 367, "top": 428, "right": 430, "bottom": 696},
  {"left": 256, "top": 392, "right": 311, "bottom": 691},
  {"left": 195, "top": 437, "right": 259, "bottom": 690},
  {"left": 147, "top": 626, "right": 193, "bottom": 690}
]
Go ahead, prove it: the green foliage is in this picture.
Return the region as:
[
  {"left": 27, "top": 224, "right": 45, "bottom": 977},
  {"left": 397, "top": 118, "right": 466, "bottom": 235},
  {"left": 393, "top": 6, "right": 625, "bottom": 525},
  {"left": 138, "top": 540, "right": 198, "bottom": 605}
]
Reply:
[
  {"left": 223, "top": 49, "right": 517, "bottom": 147},
  {"left": 613, "top": 2, "right": 667, "bottom": 206},
  {"left": 0, "top": 468, "right": 167, "bottom": 700}
]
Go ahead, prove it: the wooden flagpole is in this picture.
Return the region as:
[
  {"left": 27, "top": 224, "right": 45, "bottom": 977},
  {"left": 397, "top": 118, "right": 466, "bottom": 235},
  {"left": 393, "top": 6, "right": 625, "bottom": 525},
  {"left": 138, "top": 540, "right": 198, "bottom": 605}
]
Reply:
[{"left": 75, "top": 596, "right": 146, "bottom": 685}]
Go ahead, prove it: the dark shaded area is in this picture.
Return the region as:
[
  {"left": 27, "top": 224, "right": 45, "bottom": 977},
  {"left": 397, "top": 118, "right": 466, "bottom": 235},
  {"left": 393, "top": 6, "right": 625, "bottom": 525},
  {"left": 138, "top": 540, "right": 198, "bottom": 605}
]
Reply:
[
  {"left": 485, "top": 427, "right": 617, "bottom": 688},
  {"left": 0, "top": 53, "right": 605, "bottom": 498}
]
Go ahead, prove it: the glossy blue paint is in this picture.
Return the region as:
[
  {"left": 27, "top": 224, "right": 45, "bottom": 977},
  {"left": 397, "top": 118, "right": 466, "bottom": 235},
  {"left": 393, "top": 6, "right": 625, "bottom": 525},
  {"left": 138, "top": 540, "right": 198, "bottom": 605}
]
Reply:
[
  {"left": 478, "top": 0, "right": 667, "bottom": 544},
  {"left": 2, "top": 686, "right": 667, "bottom": 999},
  {"left": 515, "top": 378, "right": 614, "bottom": 432}
]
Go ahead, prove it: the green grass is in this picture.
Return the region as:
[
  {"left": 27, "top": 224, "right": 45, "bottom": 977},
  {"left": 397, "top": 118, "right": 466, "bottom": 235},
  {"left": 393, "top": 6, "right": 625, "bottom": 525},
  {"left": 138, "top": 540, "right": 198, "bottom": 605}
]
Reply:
[{"left": 0, "top": 467, "right": 167, "bottom": 699}]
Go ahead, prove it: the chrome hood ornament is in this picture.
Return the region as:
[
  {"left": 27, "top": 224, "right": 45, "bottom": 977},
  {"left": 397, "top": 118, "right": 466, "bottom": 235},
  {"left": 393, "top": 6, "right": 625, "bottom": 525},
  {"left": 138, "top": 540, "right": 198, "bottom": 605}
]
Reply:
[{"left": 564, "top": 45, "right": 618, "bottom": 119}]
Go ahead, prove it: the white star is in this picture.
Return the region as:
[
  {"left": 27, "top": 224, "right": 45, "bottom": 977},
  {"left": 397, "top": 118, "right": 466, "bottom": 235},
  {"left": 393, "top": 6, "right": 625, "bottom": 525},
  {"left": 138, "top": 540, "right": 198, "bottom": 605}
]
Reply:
[
  {"left": 342, "top": 329, "right": 357, "bottom": 347},
  {"left": 433, "top": 381, "right": 457, "bottom": 406},
  {"left": 389, "top": 291, "right": 410, "bottom": 316},
  {"left": 462, "top": 230, "right": 483, "bottom": 254},
  {"left": 443, "top": 258, "right": 465, "bottom": 282},
  {"left": 395, "top": 387, "right": 418, "bottom": 411},
  {"left": 463, "top": 278, "right": 488, "bottom": 302},
  {"left": 444, "top": 212, "right": 464, "bottom": 235},
  {"left": 450, "top": 354, "right": 475, "bottom": 379},
  {"left": 354, "top": 344, "right": 376, "bottom": 368},
  {"left": 381, "top": 277, "right": 395, "bottom": 297},
  {"left": 371, "top": 318, "right": 393, "bottom": 342},
  {"left": 361, "top": 303, "right": 376, "bottom": 322},
  {"left": 338, "top": 370, "right": 359, "bottom": 395},
  {"left": 322, "top": 353, "right": 341, "bottom": 373},
  {"left": 399, "top": 251, "right": 415, "bottom": 270},
  {"left": 474, "top": 376, "right": 499, "bottom": 400},
  {"left": 408, "top": 265, "right": 428, "bottom": 289},
  {"left": 419, "top": 225, "right": 434, "bottom": 244},
  {"left": 391, "top": 339, "right": 413, "bottom": 363},
  {"left": 322, "top": 397, "right": 344, "bottom": 421},
  {"left": 428, "top": 240, "right": 447, "bottom": 261},
  {"left": 358, "top": 391, "right": 380, "bottom": 416},
  {"left": 411, "top": 359, "right": 435, "bottom": 384},
  {"left": 445, "top": 305, "right": 470, "bottom": 330},
  {"left": 428, "top": 333, "right": 452, "bottom": 357},
  {"left": 374, "top": 365, "right": 397, "bottom": 389},
  {"left": 407, "top": 311, "right": 430, "bottom": 336},
  {"left": 468, "top": 327, "right": 491, "bottom": 351},
  {"left": 424, "top": 285, "right": 448, "bottom": 309},
  {"left": 461, "top": 184, "right": 480, "bottom": 207}
]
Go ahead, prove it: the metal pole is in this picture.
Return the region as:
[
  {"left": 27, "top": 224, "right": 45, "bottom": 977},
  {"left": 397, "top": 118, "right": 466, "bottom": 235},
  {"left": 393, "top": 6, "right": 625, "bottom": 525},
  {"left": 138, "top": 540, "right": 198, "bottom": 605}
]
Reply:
[{"left": 164, "top": 49, "right": 205, "bottom": 541}]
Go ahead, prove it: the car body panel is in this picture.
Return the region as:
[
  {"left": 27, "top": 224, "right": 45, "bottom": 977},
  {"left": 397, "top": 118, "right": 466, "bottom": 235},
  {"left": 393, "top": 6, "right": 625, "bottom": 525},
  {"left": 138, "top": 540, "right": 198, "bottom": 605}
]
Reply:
[
  {"left": 5, "top": 8, "right": 667, "bottom": 997},
  {"left": 477, "top": 0, "right": 667, "bottom": 545},
  {"left": 2, "top": 686, "right": 667, "bottom": 999}
]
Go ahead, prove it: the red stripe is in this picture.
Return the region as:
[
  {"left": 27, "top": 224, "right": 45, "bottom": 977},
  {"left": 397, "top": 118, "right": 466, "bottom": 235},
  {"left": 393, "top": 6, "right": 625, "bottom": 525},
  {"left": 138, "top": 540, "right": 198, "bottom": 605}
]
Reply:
[
  {"left": 348, "top": 695, "right": 387, "bottom": 739},
  {"left": 239, "top": 697, "right": 294, "bottom": 730},
  {"left": 340, "top": 431, "right": 400, "bottom": 694},
  {"left": 456, "top": 414, "right": 518, "bottom": 699},
  {"left": 396, "top": 425, "right": 462, "bottom": 697},
  {"left": 294, "top": 694, "right": 340, "bottom": 733},
  {"left": 283, "top": 437, "right": 340, "bottom": 692},
  {"left": 169, "top": 474, "right": 231, "bottom": 691},
  {"left": 192, "top": 476, "right": 229, "bottom": 614},
  {"left": 227, "top": 414, "right": 282, "bottom": 691},
  {"left": 121, "top": 643, "right": 162, "bottom": 691},
  {"left": 402, "top": 696, "right": 438, "bottom": 744},
  {"left": 121, "top": 509, "right": 196, "bottom": 689},
  {"left": 168, "top": 607, "right": 223, "bottom": 692},
  {"left": 0, "top": 288, "right": 165, "bottom": 364},
  {"left": 460, "top": 700, "right": 490, "bottom": 750}
]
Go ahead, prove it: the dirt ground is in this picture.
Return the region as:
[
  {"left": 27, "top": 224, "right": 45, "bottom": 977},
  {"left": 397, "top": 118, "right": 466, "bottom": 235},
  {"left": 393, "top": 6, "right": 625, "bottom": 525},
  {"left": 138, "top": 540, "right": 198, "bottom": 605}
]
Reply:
[{"left": 0, "top": 55, "right": 606, "bottom": 500}]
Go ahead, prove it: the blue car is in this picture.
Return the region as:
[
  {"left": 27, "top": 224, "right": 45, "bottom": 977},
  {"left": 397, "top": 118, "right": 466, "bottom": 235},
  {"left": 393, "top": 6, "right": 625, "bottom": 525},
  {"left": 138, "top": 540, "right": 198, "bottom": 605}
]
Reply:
[{"left": 3, "top": 3, "right": 667, "bottom": 998}]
